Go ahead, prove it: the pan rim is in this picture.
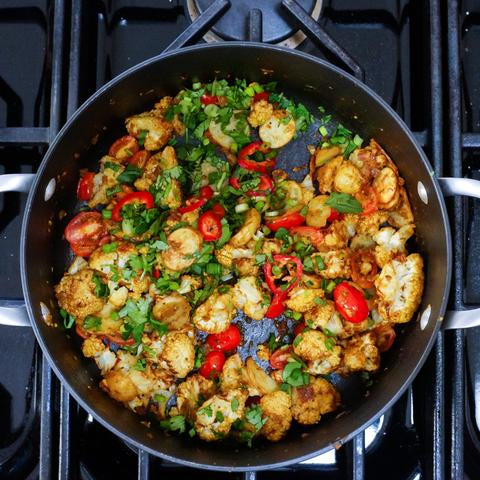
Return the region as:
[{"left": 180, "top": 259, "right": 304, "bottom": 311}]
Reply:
[{"left": 20, "top": 41, "right": 452, "bottom": 471}]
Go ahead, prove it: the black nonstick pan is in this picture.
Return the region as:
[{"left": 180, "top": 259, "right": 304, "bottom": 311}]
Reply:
[{"left": 1, "top": 43, "right": 479, "bottom": 471}]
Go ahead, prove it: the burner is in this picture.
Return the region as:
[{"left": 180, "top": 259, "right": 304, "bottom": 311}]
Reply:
[{"left": 188, "top": 0, "right": 322, "bottom": 47}]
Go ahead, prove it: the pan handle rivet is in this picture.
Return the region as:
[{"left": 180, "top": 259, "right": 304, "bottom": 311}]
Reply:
[
  {"left": 417, "top": 181, "right": 428, "bottom": 204},
  {"left": 420, "top": 304, "right": 431, "bottom": 330},
  {"left": 44, "top": 178, "right": 56, "bottom": 201}
]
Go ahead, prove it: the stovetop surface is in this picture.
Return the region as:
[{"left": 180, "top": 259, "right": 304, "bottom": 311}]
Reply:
[{"left": 0, "top": 1, "right": 479, "bottom": 479}]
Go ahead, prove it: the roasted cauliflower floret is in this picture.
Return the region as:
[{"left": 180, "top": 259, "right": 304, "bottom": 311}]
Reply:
[
  {"left": 159, "top": 331, "right": 195, "bottom": 378},
  {"left": 173, "top": 374, "right": 216, "bottom": 421},
  {"left": 215, "top": 244, "right": 253, "bottom": 268},
  {"left": 375, "top": 253, "right": 424, "bottom": 324},
  {"left": 232, "top": 276, "right": 268, "bottom": 320},
  {"left": 55, "top": 268, "right": 106, "bottom": 319},
  {"left": 350, "top": 211, "right": 389, "bottom": 237},
  {"left": 373, "top": 224, "right": 415, "bottom": 267},
  {"left": 88, "top": 156, "right": 125, "bottom": 207},
  {"left": 341, "top": 332, "right": 380, "bottom": 373},
  {"left": 152, "top": 293, "right": 191, "bottom": 330},
  {"left": 125, "top": 110, "right": 173, "bottom": 151},
  {"left": 161, "top": 227, "right": 203, "bottom": 272},
  {"left": 89, "top": 240, "right": 136, "bottom": 275},
  {"left": 333, "top": 162, "right": 362, "bottom": 195},
  {"left": 303, "top": 300, "right": 344, "bottom": 334},
  {"left": 388, "top": 187, "right": 414, "bottom": 227},
  {"left": 284, "top": 286, "right": 325, "bottom": 313},
  {"left": 220, "top": 353, "right": 243, "bottom": 394},
  {"left": 306, "top": 195, "right": 331, "bottom": 228},
  {"left": 260, "top": 391, "right": 292, "bottom": 441},
  {"left": 291, "top": 377, "right": 340, "bottom": 425},
  {"left": 195, "top": 389, "right": 246, "bottom": 441},
  {"left": 259, "top": 110, "right": 296, "bottom": 148},
  {"left": 230, "top": 209, "right": 261, "bottom": 247},
  {"left": 100, "top": 369, "right": 139, "bottom": 403},
  {"left": 247, "top": 99, "right": 274, "bottom": 127},
  {"left": 193, "top": 290, "right": 235, "bottom": 333},
  {"left": 315, "top": 249, "right": 351, "bottom": 279},
  {"left": 293, "top": 330, "right": 342, "bottom": 367},
  {"left": 82, "top": 336, "right": 117, "bottom": 375},
  {"left": 315, "top": 155, "right": 343, "bottom": 194}
]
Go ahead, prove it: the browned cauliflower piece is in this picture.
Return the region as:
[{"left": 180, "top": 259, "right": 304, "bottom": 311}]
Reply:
[
  {"left": 315, "top": 249, "right": 351, "bottom": 279},
  {"left": 220, "top": 353, "right": 243, "bottom": 394},
  {"left": 195, "top": 389, "right": 247, "bottom": 441},
  {"left": 259, "top": 110, "right": 296, "bottom": 148},
  {"left": 373, "top": 224, "right": 415, "bottom": 267},
  {"left": 349, "top": 211, "right": 389, "bottom": 237},
  {"left": 247, "top": 99, "right": 274, "bottom": 127},
  {"left": 232, "top": 276, "right": 268, "bottom": 320},
  {"left": 55, "top": 268, "right": 106, "bottom": 319},
  {"left": 341, "top": 332, "right": 380, "bottom": 372},
  {"left": 291, "top": 377, "right": 340, "bottom": 425},
  {"left": 261, "top": 238, "right": 284, "bottom": 255},
  {"left": 173, "top": 374, "right": 216, "bottom": 421},
  {"left": 293, "top": 330, "right": 342, "bottom": 366},
  {"left": 315, "top": 155, "right": 343, "bottom": 194},
  {"left": 125, "top": 110, "right": 173, "bottom": 151},
  {"left": 82, "top": 336, "right": 116, "bottom": 374},
  {"left": 375, "top": 253, "right": 424, "bottom": 324},
  {"left": 159, "top": 331, "right": 195, "bottom": 378},
  {"left": 303, "top": 300, "right": 344, "bottom": 336},
  {"left": 388, "top": 187, "right": 414, "bottom": 227},
  {"left": 260, "top": 391, "right": 292, "bottom": 441},
  {"left": 101, "top": 369, "right": 139, "bottom": 403},
  {"left": 215, "top": 244, "right": 253, "bottom": 268},
  {"left": 193, "top": 290, "right": 235, "bottom": 333},
  {"left": 88, "top": 156, "right": 125, "bottom": 207},
  {"left": 285, "top": 286, "right": 325, "bottom": 313}
]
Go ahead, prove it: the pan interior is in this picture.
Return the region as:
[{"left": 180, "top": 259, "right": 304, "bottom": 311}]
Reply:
[{"left": 21, "top": 44, "right": 451, "bottom": 470}]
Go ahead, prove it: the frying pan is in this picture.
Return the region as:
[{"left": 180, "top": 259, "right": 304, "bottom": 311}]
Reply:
[{"left": 1, "top": 43, "right": 480, "bottom": 471}]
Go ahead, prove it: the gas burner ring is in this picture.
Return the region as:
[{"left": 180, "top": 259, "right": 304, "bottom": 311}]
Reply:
[{"left": 187, "top": 0, "right": 322, "bottom": 48}]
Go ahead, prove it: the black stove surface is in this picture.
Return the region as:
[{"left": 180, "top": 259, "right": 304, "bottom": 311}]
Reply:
[{"left": 0, "top": 1, "right": 478, "bottom": 479}]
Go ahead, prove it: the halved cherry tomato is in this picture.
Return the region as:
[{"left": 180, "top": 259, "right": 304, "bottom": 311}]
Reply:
[
  {"left": 246, "top": 175, "right": 274, "bottom": 197},
  {"left": 351, "top": 249, "right": 378, "bottom": 289},
  {"left": 264, "top": 254, "right": 303, "bottom": 295},
  {"left": 211, "top": 203, "right": 226, "bottom": 218},
  {"left": 198, "top": 210, "right": 222, "bottom": 241},
  {"left": 293, "top": 322, "right": 306, "bottom": 337},
  {"left": 65, "top": 211, "right": 107, "bottom": 257},
  {"left": 269, "top": 345, "right": 293, "bottom": 369},
  {"left": 333, "top": 281, "right": 369, "bottom": 324},
  {"left": 199, "top": 351, "right": 225, "bottom": 379},
  {"left": 253, "top": 92, "right": 269, "bottom": 103},
  {"left": 103, "top": 333, "right": 135, "bottom": 347},
  {"left": 128, "top": 150, "right": 150, "bottom": 168},
  {"left": 77, "top": 172, "right": 95, "bottom": 201},
  {"left": 290, "top": 226, "right": 324, "bottom": 249},
  {"left": 108, "top": 135, "right": 139, "bottom": 160},
  {"left": 237, "top": 141, "right": 276, "bottom": 174},
  {"left": 356, "top": 186, "right": 378, "bottom": 216},
  {"left": 327, "top": 208, "right": 344, "bottom": 222},
  {"left": 200, "top": 94, "right": 219, "bottom": 105},
  {"left": 265, "top": 211, "right": 305, "bottom": 232},
  {"left": 374, "top": 325, "right": 396, "bottom": 352},
  {"left": 75, "top": 324, "right": 88, "bottom": 339},
  {"left": 265, "top": 292, "right": 287, "bottom": 319},
  {"left": 199, "top": 185, "right": 214, "bottom": 200},
  {"left": 207, "top": 325, "right": 241, "bottom": 352},
  {"left": 111, "top": 191, "right": 154, "bottom": 222}
]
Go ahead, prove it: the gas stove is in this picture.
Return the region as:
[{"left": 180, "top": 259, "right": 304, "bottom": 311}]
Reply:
[{"left": 0, "top": 1, "right": 478, "bottom": 478}]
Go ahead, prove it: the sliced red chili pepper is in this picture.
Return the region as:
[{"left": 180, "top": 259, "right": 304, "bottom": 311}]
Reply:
[
  {"left": 200, "top": 94, "right": 219, "bottom": 105},
  {"left": 293, "top": 322, "right": 307, "bottom": 337},
  {"left": 211, "top": 203, "right": 226, "bottom": 218},
  {"left": 128, "top": 150, "right": 150, "bottom": 168},
  {"left": 237, "top": 141, "right": 276, "bottom": 174},
  {"left": 253, "top": 91, "right": 269, "bottom": 103},
  {"left": 264, "top": 254, "right": 303, "bottom": 296},
  {"left": 290, "top": 226, "right": 324, "bottom": 249},
  {"left": 229, "top": 177, "right": 241, "bottom": 190},
  {"left": 265, "top": 292, "right": 287, "bottom": 319},
  {"left": 152, "top": 269, "right": 161, "bottom": 279},
  {"left": 333, "top": 281, "right": 369, "bottom": 324},
  {"left": 356, "top": 186, "right": 378, "bottom": 216},
  {"left": 206, "top": 325, "right": 241, "bottom": 352},
  {"left": 108, "top": 135, "right": 139, "bottom": 160},
  {"left": 103, "top": 333, "right": 135, "bottom": 347},
  {"left": 350, "top": 249, "right": 378, "bottom": 289},
  {"left": 265, "top": 211, "right": 305, "bottom": 232},
  {"left": 178, "top": 197, "right": 206, "bottom": 214},
  {"left": 327, "top": 208, "right": 344, "bottom": 222},
  {"left": 199, "top": 351, "right": 225, "bottom": 379},
  {"left": 111, "top": 191, "right": 154, "bottom": 222},
  {"left": 246, "top": 175, "right": 274, "bottom": 197},
  {"left": 269, "top": 345, "right": 292, "bottom": 369},
  {"left": 75, "top": 324, "right": 89, "bottom": 339},
  {"left": 198, "top": 210, "right": 222, "bottom": 241},
  {"left": 77, "top": 172, "right": 95, "bottom": 201},
  {"left": 199, "top": 185, "right": 214, "bottom": 200}
]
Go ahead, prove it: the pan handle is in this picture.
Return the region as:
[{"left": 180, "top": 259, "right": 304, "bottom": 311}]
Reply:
[
  {"left": 439, "top": 177, "right": 480, "bottom": 329},
  {"left": 0, "top": 173, "right": 35, "bottom": 193}
]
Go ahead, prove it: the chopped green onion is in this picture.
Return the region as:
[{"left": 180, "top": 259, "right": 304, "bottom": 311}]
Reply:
[
  {"left": 235, "top": 203, "right": 249, "bottom": 213},
  {"left": 319, "top": 125, "right": 328, "bottom": 137},
  {"left": 264, "top": 210, "right": 280, "bottom": 217}
]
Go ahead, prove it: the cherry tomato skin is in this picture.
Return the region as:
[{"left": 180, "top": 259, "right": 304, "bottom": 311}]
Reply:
[
  {"left": 111, "top": 191, "right": 154, "bottom": 222},
  {"left": 327, "top": 208, "right": 343, "bottom": 223},
  {"left": 64, "top": 211, "right": 107, "bottom": 257},
  {"left": 269, "top": 345, "right": 293, "bottom": 369},
  {"left": 200, "top": 185, "right": 214, "bottom": 200},
  {"left": 77, "top": 172, "right": 95, "bottom": 201},
  {"left": 253, "top": 92, "right": 269, "bottom": 103},
  {"left": 265, "top": 292, "right": 287, "bottom": 318},
  {"left": 356, "top": 186, "right": 378, "bottom": 216},
  {"left": 199, "top": 351, "right": 225, "bottom": 379},
  {"left": 207, "top": 325, "right": 241, "bottom": 351},
  {"left": 293, "top": 322, "right": 306, "bottom": 337},
  {"left": 350, "top": 250, "right": 378, "bottom": 289},
  {"left": 265, "top": 212, "right": 305, "bottom": 232},
  {"left": 290, "top": 226, "right": 324, "bottom": 249},
  {"left": 200, "top": 94, "right": 219, "bottom": 105},
  {"left": 128, "top": 150, "right": 150, "bottom": 168},
  {"left": 211, "top": 203, "right": 226, "bottom": 218},
  {"left": 198, "top": 211, "right": 222, "bottom": 241},
  {"left": 103, "top": 333, "right": 135, "bottom": 347},
  {"left": 333, "top": 282, "right": 369, "bottom": 324},
  {"left": 108, "top": 135, "right": 139, "bottom": 160},
  {"left": 374, "top": 325, "right": 396, "bottom": 352},
  {"left": 75, "top": 324, "right": 88, "bottom": 339},
  {"left": 152, "top": 269, "right": 161, "bottom": 279}
]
